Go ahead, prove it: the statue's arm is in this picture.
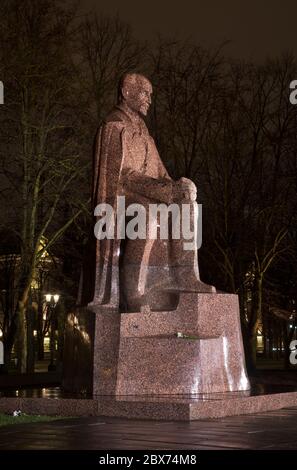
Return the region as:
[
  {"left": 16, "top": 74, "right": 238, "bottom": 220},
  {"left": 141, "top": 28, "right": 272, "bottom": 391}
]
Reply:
[
  {"left": 119, "top": 128, "right": 174, "bottom": 204},
  {"left": 120, "top": 169, "right": 174, "bottom": 204},
  {"left": 93, "top": 123, "right": 196, "bottom": 205},
  {"left": 121, "top": 173, "right": 197, "bottom": 204}
]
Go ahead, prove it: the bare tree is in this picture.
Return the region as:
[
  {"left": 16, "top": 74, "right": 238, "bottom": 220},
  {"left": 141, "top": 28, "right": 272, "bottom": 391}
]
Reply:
[
  {"left": 203, "top": 56, "right": 297, "bottom": 368},
  {"left": 149, "top": 37, "right": 226, "bottom": 179},
  {"left": 77, "top": 12, "right": 146, "bottom": 126},
  {"left": 0, "top": 0, "right": 89, "bottom": 372}
]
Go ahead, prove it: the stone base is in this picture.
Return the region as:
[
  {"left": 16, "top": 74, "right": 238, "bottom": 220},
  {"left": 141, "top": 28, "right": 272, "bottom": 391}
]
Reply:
[
  {"left": 117, "top": 292, "right": 250, "bottom": 394},
  {"left": 63, "top": 292, "right": 250, "bottom": 396},
  {"left": 1, "top": 390, "right": 297, "bottom": 421},
  {"left": 62, "top": 307, "right": 120, "bottom": 395}
]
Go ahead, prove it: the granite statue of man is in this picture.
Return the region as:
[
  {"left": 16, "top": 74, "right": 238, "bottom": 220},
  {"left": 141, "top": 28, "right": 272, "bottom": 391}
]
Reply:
[
  {"left": 65, "top": 75, "right": 251, "bottom": 399},
  {"left": 81, "top": 73, "right": 215, "bottom": 312}
]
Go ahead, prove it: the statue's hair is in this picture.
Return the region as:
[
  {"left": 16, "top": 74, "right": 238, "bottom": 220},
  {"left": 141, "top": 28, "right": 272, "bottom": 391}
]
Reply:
[{"left": 117, "top": 72, "right": 150, "bottom": 102}]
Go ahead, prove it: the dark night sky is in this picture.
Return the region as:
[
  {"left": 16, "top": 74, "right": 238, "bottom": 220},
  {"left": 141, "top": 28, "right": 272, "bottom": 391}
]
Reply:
[{"left": 79, "top": 0, "right": 297, "bottom": 61}]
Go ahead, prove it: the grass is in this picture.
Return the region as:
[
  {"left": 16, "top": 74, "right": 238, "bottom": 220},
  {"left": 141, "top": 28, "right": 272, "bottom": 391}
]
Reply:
[{"left": 0, "top": 413, "right": 63, "bottom": 427}]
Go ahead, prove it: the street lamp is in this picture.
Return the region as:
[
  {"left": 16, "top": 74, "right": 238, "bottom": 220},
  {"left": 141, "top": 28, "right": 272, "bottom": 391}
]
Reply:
[{"left": 45, "top": 294, "right": 59, "bottom": 305}]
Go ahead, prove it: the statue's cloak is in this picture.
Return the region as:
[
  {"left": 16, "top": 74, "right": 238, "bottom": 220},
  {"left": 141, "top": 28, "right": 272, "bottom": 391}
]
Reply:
[{"left": 78, "top": 103, "right": 172, "bottom": 308}]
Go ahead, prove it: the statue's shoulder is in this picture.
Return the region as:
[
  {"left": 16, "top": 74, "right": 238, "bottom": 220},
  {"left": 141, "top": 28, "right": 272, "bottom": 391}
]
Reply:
[{"left": 102, "top": 106, "right": 131, "bottom": 129}]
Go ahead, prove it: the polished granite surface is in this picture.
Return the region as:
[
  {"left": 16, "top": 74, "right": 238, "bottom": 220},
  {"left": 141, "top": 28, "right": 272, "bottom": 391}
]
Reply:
[{"left": 1, "top": 383, "right": 297, "bottom": 401}]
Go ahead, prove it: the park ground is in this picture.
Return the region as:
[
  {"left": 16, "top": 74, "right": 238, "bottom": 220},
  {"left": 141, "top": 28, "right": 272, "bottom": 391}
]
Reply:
[{"left": 0, "top": 407, "right": 297, "bottom": 450}]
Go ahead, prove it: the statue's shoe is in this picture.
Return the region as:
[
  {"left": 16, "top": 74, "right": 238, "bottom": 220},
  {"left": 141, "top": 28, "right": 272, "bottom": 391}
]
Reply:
[
  {"left": 152, "top": 278, "right": 216, "bottom": 294},
  {"left": 174, "top": 281, "right": 216, "bottom": 293},
  {"left": 87, "top": 301, "right": 119, "bottom": 310}
]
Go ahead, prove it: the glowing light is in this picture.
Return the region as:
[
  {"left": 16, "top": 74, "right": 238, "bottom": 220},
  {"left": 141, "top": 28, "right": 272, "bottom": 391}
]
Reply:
[
  {"left": 45, "top": 294, "right": 52, "bottom": 302},
  {"left": 53, "top": 294, "right": 60, "bottom": 303},
  {"left": 30, "top": 279, "right": 38, "bottom": 289}
]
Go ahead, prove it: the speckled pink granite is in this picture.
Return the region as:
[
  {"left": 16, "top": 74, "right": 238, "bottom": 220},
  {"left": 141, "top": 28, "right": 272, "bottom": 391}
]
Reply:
[
  {"left": 62, "top": 306, "right": 121, "bottom": 395},
  {"left": 1, "top": 391, "right": 297, "bottom": 421},
  {"left": 80, "top": 72, "right": 215, "bottom": 312},
  {"left": 63, "top": 292, "right": 250, "bottom": 396},
  {"left": 116, "top": 292, "right": 250, "bottom": 395},
  {"left": 68, "top": 74, "right": 249, "bottom": 398}
]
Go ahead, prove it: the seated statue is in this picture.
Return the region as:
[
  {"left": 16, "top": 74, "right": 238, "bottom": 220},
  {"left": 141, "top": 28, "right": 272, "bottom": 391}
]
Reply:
[{"left": 80, "top": 73, "right": 215, "bottom": 312}]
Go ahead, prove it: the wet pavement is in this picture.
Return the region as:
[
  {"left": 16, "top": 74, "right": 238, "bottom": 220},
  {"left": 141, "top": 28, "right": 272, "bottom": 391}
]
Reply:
[{"left": 1, "top": 407, "right": 297, "bottom": 449}]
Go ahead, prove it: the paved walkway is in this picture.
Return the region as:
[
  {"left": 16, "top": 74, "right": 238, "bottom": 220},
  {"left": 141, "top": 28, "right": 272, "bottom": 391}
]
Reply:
[{"left": 0, "top": 407, "right": 297, "bottom": 450}]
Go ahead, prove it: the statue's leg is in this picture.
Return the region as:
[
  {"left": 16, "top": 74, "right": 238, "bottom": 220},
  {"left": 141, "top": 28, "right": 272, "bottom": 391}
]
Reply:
[
  {"left": 120, "top": 237, "right": 179, "bottom": 312},
  {"left": 120, "top": 200, "right": 215, "bottom": 312},
  {"left": 168, "top": 201, "right": 216, "bottom": 293}
]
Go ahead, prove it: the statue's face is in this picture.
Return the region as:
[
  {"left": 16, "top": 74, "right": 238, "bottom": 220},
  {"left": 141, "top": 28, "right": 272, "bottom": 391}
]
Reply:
[{"left": 122, "top": 76, "right": 152, "bottom": 116}]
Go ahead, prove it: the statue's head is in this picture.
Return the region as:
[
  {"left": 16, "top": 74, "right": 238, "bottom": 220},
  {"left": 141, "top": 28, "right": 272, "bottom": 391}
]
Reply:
[{"left": 118, "top": 73, "right": 152, "bottom": 116}]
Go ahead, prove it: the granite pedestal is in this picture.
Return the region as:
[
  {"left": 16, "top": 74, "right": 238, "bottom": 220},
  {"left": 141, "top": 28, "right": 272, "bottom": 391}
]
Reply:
[{"left": 63, "top": 292, "right": 250, "bottom": 397}]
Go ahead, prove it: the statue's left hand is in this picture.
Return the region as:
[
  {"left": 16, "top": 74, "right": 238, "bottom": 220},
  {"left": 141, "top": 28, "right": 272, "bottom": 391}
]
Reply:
[{"left": 177, "top": 177, "right": 197, "bottom": 201}]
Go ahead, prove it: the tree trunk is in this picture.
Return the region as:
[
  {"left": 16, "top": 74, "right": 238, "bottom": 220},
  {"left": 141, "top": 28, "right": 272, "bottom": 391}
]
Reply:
[
  {"left": 246, "top": 330, "right": 257, "bottom": 372},
  {"left": 36, "top": 295, "right": 45, "bottom": 360},
  {"left": 246, "top": 274, "right": 263, "bottom": 372},
  {"left": 241, "top": 320, "right": 256, "bottom": 373},
  {"left": 26, "top": 306, "right": 35, "bottom": 373},
  {"left": 16, "top": 263, "right": 35, "bottom": 373},
  {"left": 37, "top": 331, "right": 45, "bottom": 361},
  {"left": 3, "top": 321, "right": 17, "bottom": 372},
  {"left": 268, "top": 318, "right": 273, "bottom": 359},
  {"left": 17, "top": 301, "right": 27, "bottom": 373},
  {"left": 2, "top": 345, "right": 10, "bottom": 373},
  {"left": 283, "top": 325, "right": 290, "bottom": 369},
  {"left": 57, "top": 302, "right": 66, "bottom": 371}
]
